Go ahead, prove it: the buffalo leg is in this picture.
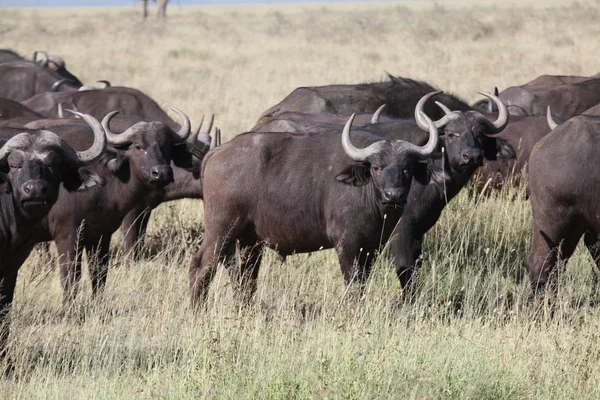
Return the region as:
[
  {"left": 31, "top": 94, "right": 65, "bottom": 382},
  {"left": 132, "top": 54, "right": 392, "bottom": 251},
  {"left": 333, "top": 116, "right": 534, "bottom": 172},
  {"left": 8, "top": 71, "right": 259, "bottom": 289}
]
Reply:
[
  {"left": 390, "top": 219, "right": 423, "bottom": 301},
  {"left": 336, "top": 240, "right": 376, "bottom": 289},
  {"left": 526, "top": 220, "right": 583, "bottom": 294},
  {"left": 189, "top": 222, "right": 239, "bottom": 309},
  {"left": 56, "top": 238, "right": 83, "bottom": 308},
  {"left": 85, "top": 235, "right": 111, "bottom": 299},
  {"left": 0, "top": 263, "right": 19, "bottom": 367},
  {"left": 121, "top": 209, "right": 151, "bottom": 257},
  {"left": 230, "top": 243, "right": 263, "bottom": 304}
]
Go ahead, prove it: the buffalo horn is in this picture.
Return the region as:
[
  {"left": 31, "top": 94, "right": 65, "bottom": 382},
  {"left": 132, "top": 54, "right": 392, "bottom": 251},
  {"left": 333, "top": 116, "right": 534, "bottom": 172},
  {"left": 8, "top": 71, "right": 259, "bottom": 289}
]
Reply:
[
  {"left": 34, "top": 50, "right": 49, "bottom": 67},
  {"left": 170, "top": 107, "right": 191, "bottom": 141},
  {"left": 58, "top": 103, "right": 64, "bottom": 119},
  {"left": 60, "top": 110, "right": 107, "bottom": 164},
  {"left": 434, "top": 101, "right": 452, "bottom": 115},
  {"left": 477, "top": 91, "right": 508, "bottom": 134},
  {"left": 371, "top": 104, "right": 386, "bottom": 124},
  {"left": 341, "top": 113, "right": 386, "bottom": 162},
  {"left": 398, "top": 111, "right": 439, "bottom": 159},
  {"left": 210, "top": 128, "right": 221, "bottom": 150},
  {"left": 51, "top": 79, "right": 69, "bottom": 92},
  {"left": 100, "top": 110, "right": 131, "bottom": 145},
  {"left": 546, "top": 106, "right": 559, "bottom": 130},
  {"left": 190, "top": 114, "right": 215, "bottom": 145},
  {"left": 97, "top": 80, "right": 111, "bottom": 88},
  {"left": 414, "top": 91, "right": 450, "bottom": 130}
]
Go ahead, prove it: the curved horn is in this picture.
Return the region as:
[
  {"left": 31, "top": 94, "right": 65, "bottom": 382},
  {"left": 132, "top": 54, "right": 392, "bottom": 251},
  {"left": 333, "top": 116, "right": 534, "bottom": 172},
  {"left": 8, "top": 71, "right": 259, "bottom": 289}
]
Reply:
[
  {"left": 58, "top": 103, "right": 64, "bottom": 119},
  {"left": 371, "top": 104, "right": 386, "bottom": 124},
  {"left": 414, "top": 91, "right": 450, "bottom": 130},
  {"left": 189, "top": 115, "right": 204, "bottom": 144},
  {"left": 170, "top": 107, "right": 191, "bottom": 141},
  {"left": 51, "top": 79, "right": 70, "bottom": 92},
  {"left": 477, "top": 91, "right": 508, "bottom": 134},
  {"left": 210, "top": 127, "right": 221, "bottom": 150},
  {"left": 434, "top": 101, "right": 452, "bottom": 115},
  {"left": 341, "top": 113, "right": 386, "bottom": 162},
  {"left": 35, "top": 50, "right": 49, "bottom": 67},
  {"left": 63, "top": 110, "right": 107, "bottom": 164},
  {"left": 97, "top": 80, "right": 111, "bottom": 88},
  {"left": 400, "top": 111, "right": 439, "bottom": 159},
  {"left": 100, "top": 110, "right": 133, "bottom": 145},
  {"left": 546, "top": 106, "right": 559, "bottom": 130}
]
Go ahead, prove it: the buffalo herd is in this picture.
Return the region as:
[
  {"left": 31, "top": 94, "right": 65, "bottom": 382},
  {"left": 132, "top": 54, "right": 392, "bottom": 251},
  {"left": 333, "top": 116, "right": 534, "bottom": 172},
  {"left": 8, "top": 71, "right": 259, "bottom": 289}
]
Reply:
[{"left": 1, "top": 47, "right": 600, "bottom": 365}]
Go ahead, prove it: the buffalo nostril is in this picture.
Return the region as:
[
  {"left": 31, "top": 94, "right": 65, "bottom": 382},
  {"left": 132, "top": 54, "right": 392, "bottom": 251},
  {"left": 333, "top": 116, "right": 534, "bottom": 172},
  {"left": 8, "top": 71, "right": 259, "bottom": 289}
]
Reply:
[
  {"left": 23, "top": 184, "right": 31, "bottom": 194},
  {"left": 462, "top": 153, "right": 470, "bottom": 161}
]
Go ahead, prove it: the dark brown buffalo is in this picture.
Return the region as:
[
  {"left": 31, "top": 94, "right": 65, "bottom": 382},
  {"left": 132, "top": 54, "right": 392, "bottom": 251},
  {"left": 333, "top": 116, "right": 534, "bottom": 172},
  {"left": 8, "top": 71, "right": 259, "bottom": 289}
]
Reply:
[
  {"left": 22, "top": 86, "right": 180, "bottom": 130},
  {"left": 523, "top": 74, "right": 592, "bottom": 86},
  {"left": 32, "top": 109, "right": 196, "bottom": 306},
  {"left": 0, "top": 61, "right": 81, "bottom": 102},
  {"left": 0, "top": 49, "right": 22, "bottom": 63},
  {"left": 0, "top": 115, "right": 106, "bottom": 363},
  {"left": 475, "top": 78, "right": 600, "bottom": 120},
  {"left": 190, "top": 101, "right": 442, "bottom": 307},
  {"left": 253, "top": 92, "right": 512, "bottom": 298},
  {"left": 582, "top": 103, "right": 600, "bottom": 116},
  {"left": 255, "top": 74, "right": 471, "bottom": 125},
  {"left": 472, "top": 113, "right": 552, "bottom": 192},
  {"left": 0, "top": 98, "right": 43, "bottom": 120},
  {"left": 526, "top": 115, "right": 600, "bottom": 293}
]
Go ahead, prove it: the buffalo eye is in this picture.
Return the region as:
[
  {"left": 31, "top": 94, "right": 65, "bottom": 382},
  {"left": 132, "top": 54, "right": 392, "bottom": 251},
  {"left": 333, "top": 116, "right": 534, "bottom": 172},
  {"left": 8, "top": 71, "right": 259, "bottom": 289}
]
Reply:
[
  {"left": 403, "top": 168, "right": 410, "bottom": 176},
  {"left": 447, "top": 132, "right": 459, "bottom": 139},
  {"left": 134, "top": 144, "right": 143, "bottom": 151},
  {"left": 10, "top": 164, "right": 22, "bottom": 171},
  {"left": 371, "top": 165, "right": 382, "bottom": 176}
]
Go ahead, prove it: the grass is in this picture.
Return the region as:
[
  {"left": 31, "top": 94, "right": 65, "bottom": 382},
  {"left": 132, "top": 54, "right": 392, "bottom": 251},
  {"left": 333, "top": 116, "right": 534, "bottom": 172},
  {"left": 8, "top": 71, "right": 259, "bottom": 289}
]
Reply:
[{"left": 2, "top": 0, "right": 600, "bottom": 398}]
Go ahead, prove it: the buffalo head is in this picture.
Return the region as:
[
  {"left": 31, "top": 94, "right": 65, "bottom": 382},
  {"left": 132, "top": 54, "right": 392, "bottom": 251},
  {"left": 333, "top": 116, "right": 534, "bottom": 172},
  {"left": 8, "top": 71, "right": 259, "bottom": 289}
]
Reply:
[
  {"left": 336, "top": 109, "right": 439, "bottom": 207},
  {"left": 0, "top": 112, "right": 106, "bottom": 218},
  {"left": 415, "top": 91, "right": 513, "bottom": 173},
  {"left": 101, "top": 107, "right": 192, "bottom": 187}
]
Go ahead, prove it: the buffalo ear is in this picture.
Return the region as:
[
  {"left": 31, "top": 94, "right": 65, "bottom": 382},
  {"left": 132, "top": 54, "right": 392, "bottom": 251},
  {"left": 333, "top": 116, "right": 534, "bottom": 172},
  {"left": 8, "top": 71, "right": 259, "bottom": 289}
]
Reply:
[
  {"left": 171, "top": 143, "right": 195, "bottom": 170},
  {"left": 496, "top": 139, "right": 516, "bottom": 159},
  {"left": 413, "top": 161, "right": 430, "bottom": 185},
  {"left": 101, "top": 150, "right": 126, "bottom": 173},
  {"left": 335, "top": 164, "right": 371, "bottom": 186},
  {"left": 62, "top": 166, "right": 105, "bottom": 192}
]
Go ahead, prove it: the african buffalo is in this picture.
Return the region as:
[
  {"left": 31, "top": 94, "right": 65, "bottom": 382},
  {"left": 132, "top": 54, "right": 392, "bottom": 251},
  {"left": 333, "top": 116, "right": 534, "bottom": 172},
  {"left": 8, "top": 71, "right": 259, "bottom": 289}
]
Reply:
[
  {"left": 119, "top": 116, "right": 219, "bottom": 255},
  {"left": 474, "top": 78, "right": 600, "bottom": 119},
  {"left": 582, "top": 102, "right": 600, "bottom": 116},
  {"left": 0, "top": 61, "right": 81, "bottom": 102},
  {"left": 526, "top": 114, "right": 600, "bottom": 293},
  {"left": 33, "top": 109, "right": 199, "bottom": 306},
  {"left": 255, "top": 74, "right": 471, "bottom": 125},
  {"left": 0, "top": 98, "right": 43, "bottom": 120},
  {"left": 472, "top": 113, "right": 551, "bottom": 192},
  {"left": 22, "top": 86, "right": 180, "bottom": 130},
  {"left": 0, "top": 49, "right": 22, "bottom": 63},
  {"left": 253, "top": 92, "right": 512, "bottom": 297},
  {"left": 0, "top": 114, "right": 106, "bottom": 363},
  {"left": 190, "top": 97, "right": 442, "bottom": 307}
]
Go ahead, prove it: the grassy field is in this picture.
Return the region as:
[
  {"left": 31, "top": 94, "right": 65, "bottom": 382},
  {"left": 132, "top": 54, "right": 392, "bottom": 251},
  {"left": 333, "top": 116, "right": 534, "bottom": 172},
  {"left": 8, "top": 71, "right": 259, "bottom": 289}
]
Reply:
[{"left": 2, "top": 0, "right": 600, "bottom": 398}]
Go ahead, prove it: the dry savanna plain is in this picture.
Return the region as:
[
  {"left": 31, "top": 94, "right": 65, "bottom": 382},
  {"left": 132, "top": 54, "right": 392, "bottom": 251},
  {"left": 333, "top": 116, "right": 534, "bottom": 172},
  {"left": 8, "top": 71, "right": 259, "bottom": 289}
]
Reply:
[{"left": 1, "top": 0, "right": 600, "bottom": 398}]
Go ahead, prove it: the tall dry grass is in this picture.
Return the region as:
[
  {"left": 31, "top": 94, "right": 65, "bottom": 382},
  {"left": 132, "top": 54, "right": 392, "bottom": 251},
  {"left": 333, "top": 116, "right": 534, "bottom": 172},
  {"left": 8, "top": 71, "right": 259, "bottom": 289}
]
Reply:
[{"left": 1, "top": 1, "right": 600, "bottom": 398}]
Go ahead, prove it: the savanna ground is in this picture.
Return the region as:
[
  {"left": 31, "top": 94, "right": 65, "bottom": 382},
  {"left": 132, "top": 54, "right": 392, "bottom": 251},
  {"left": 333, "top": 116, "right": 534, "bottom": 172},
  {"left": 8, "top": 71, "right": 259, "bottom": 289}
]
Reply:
[{"left": 1, "top": 0, "right": 600, "bottom": 398}]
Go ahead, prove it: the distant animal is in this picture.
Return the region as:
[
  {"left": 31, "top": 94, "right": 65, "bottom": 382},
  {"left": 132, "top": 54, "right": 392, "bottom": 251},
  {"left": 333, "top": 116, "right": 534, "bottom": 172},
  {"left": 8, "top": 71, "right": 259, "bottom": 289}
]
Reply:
[
  {"left": 0, "top": 113, "right": 106, "bottom": 363},
  {"left": 190, "top": 95, "right": 442, "bottom": 307},
  {"left": 526, "top": 114, "right": 600, "bottom": 293},
  {"left": 141, "top": 0, "right": 169, "bottom": 19}
]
